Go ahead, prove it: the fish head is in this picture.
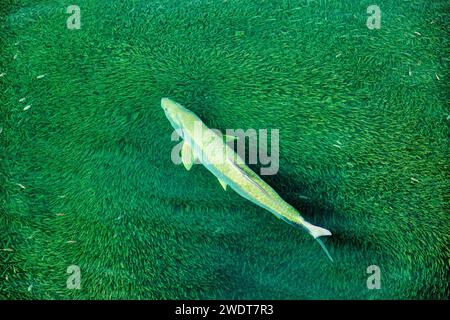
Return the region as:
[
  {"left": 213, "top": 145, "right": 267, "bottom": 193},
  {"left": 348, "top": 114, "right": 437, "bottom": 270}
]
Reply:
[
  {"left": 161, "top": 97, "right": 181, "bottom": 118},
  {"left": 161, "top": 98, "right": 197, "bottom": 131}
]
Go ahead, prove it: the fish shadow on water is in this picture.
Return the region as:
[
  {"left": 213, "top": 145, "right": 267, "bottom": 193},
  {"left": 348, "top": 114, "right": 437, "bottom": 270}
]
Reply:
[{"left": 251, "top": 167, "right": 373, "bottom": 253}]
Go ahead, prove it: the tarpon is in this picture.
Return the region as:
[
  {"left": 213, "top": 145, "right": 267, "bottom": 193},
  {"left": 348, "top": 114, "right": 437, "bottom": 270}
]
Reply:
[{"left": 161, "top": 97, "right": 333, "bottom": 261}]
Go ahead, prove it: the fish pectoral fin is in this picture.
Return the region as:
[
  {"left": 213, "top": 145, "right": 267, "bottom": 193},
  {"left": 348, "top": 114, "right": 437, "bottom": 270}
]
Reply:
[
  {"left": 218, "top": 178, "right": 227, "bottom": 191},
  {"left": 181, "top": 141, "right": 194, "bottom": 171}
]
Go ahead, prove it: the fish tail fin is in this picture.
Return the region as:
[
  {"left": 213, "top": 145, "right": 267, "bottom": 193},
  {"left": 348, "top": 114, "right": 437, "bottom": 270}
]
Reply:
[
  {"left": 302, "top": 221, "right": 333, "bottom": 262},
  {"left": 272, "top": 211, "right": 334, "bottom": 261},
  {"left": 303, "top": 221, "right": 332, "bottom": 239},
  {"left": 316, "top": 237, "right": 334, "bottom": 262}
]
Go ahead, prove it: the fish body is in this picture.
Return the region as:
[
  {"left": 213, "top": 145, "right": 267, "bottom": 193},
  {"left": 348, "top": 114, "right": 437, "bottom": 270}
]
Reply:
[{"left": 161, "top": 97, "right": 333, "bottom": 260}]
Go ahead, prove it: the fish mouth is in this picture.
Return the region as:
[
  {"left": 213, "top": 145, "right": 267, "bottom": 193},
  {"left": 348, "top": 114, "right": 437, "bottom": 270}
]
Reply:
[{"left": 161, "top": 97, "right": 170, "bottom": 111}]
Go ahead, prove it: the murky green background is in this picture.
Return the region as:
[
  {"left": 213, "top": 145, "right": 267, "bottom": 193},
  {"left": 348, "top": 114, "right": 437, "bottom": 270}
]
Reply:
[{"left": 1, "top": 0, "right": 448, "bottom": 299}]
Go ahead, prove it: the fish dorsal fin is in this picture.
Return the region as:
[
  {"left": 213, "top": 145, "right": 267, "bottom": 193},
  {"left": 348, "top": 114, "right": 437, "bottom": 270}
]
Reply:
[
  {"left": 223, "top": 134, "right": 238, "bottom": 142},
  {"left": 231, "top": 158, "right": 259, "bottom": 179},
  {"left": 227, "top": 158, "right": 282, "bottom": 200},
  {"left": 181, "top": 141, "right": 194, "bottom": 170},
  {"left": 218, "top": 178, "right": 227, "bottom": 190}
]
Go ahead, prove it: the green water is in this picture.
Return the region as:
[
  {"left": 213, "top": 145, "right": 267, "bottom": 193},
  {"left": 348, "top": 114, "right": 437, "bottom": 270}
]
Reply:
[{"left": 1, "top": 0, "right": 448, "bottom": 299}]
